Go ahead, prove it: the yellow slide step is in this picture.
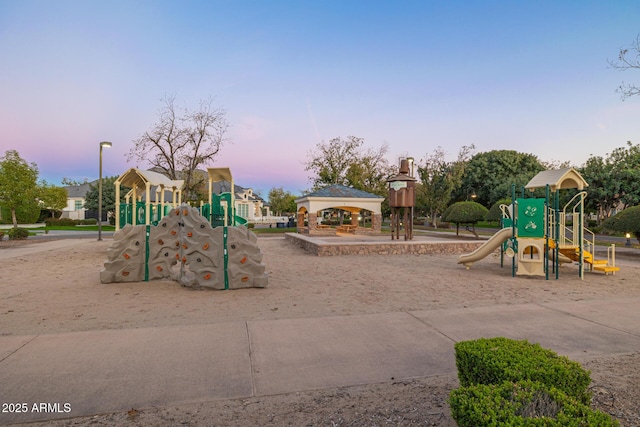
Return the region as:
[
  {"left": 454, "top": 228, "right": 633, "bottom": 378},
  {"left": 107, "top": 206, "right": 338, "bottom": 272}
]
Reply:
[
  {"left": 558, "top": 247, "right": 619, "bottom": 275},
  {"left": 593, "top": 265, "right": 620, "bottom": 275}
]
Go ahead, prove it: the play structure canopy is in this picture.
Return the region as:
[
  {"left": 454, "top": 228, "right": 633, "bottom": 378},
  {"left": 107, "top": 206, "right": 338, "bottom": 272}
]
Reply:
[
  {"left": 116, "top": 168, "right": 184, "bottom": 193},
  {"left": 207, "top": 167, "right": 232, "bottom": 183},
  {"left": 525, "top": 167, "right": 588, "bottom": 191}
]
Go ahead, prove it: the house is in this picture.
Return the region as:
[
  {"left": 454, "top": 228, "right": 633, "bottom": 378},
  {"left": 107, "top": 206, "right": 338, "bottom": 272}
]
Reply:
[
  {"left": 61, "top": 182, "right": 93, "bottom": 220},
  {"left": 211, "top": 180, "right": 268, "bottom": 222}
]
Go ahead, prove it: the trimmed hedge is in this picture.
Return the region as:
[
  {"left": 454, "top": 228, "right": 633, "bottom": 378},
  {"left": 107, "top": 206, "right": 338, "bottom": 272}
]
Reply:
[
  {"left": 450, "top": 379, "right": 618, "bottom": 427},
  {"left": 45, "top": 217, "right": 77, "bottom": 226},
  {"left": 7, "top": 227, "right": 29, "bottom": 240},
  {"left": 449, "top": 338, "right": 618, "bottom": 426},
  {"left": 454, "top": 337, "right": 591, "bottom": 404}
]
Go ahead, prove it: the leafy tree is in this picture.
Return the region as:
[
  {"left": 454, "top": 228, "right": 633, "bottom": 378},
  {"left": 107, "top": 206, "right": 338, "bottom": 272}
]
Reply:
[
  {"left": 457, "top": 150, "right": 544, "bottom": 207},
  {"left": 128, "top": 94, "right": 229, "bottom": 201},
  {"left": 580, "top": 141, "right": 640, "bottom": 222},
  {"left": 602, "top": 205, "right": 640, "bottom": 244},
  {"left": 344, "top": 142, "right": 394, "bottom": 196},
  {"left": 305, "top": 136, "right": 364, "bottom": 189},
  {"left": 609, "top": 34, "right": 640, "bottom": 100},
  {"left": 38, "top": 181, "right": 68, "bottom": 218},
  {"left": 84, "top": 176, "right": 130, "bottom": 216},
  {"left": 580, "top": 156, "right": 620, "bottom": 222},
  {"left": 268, "top": 187, "right": 297, "bottom": 216},
  {"left": 607, "top": 141, "right": 640, "bottom": 208},
  {"left": 0, "top": 150, "right": 39, "bottom": 227},
  {"left": 0, "top": 200, "right": 40, "bottom": 225},
  {"left": 442, "top": 201, "right": 489, "bottom": 237},
  {"left": 416, "top": 145, "right": 475, "bottom": 227}
]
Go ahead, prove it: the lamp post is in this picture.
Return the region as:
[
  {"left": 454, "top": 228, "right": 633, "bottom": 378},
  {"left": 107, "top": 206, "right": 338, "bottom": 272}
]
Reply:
[
  {"left": 626, "top": 233, "right": 632, "bottom": 247},
  {"left": 98, "top": 141, "right": 112, "bottom": 241},
  {"left": 466, "top": 187, "right": 477, "bottom": 201}
]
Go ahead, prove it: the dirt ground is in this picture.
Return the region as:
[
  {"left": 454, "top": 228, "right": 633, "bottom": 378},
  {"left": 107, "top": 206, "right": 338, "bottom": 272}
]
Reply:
[{"left": 1, "top": 236, "right": 639, "bottom": 426}]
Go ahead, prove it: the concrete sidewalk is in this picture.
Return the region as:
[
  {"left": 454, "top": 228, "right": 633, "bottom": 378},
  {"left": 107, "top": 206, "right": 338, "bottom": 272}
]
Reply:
[{"left": 1, "top": 297, "right": 640, "bottom": 424}]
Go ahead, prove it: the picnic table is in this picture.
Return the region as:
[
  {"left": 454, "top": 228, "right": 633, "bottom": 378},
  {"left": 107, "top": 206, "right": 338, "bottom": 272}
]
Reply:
[{"left": 337, "top": 224, "right": 358, "bottom": 233}]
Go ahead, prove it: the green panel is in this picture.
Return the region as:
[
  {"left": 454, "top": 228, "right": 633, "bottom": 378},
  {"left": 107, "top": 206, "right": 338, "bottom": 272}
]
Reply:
[
  {"left": 210, "top": 192, "right": 234, "bottom": 227},
  {"left": 135, "top": 201, "right": 146, "bottom": 224},
  {"left": 144, "top": 225, "right": 150, "bottom": 282},
  {"left": 517, "top": 198, "right": 545, "bottom": 238},
  {"left": 119, "top": 205, "right": 131, "bottom": 226}
]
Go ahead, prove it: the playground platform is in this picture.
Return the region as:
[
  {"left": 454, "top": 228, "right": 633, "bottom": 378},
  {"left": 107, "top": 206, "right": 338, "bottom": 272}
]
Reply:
[{"left": 285, "top": 231, "right": 484, "bottom": 256}]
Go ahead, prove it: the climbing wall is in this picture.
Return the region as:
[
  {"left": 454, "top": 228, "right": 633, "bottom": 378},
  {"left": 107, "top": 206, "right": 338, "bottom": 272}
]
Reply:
[
  {"left": 100, "top": 204, "right": 268, "bottom": 289},
  {"left": 226, "top": 226, "right": 269, "bottom": 289},
  {"left": 99, "top": 224, "right": 147, "bottom": 283}
]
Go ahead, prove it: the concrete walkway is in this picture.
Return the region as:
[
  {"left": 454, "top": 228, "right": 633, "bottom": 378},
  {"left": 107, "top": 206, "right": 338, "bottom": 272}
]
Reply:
[{"left": 1, "top": 296, "right": 640, "bottom": 424}]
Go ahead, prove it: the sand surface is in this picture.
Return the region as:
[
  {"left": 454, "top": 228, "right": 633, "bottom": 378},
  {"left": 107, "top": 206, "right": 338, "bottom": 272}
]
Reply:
[{"left": 1, "top": 236, "right": 638, "bottom": 426}]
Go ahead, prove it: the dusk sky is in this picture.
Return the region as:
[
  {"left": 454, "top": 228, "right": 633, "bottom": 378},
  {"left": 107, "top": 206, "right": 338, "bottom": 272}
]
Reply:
[{"left": 1, "top": 1, "right": 639, "bottom": 198}]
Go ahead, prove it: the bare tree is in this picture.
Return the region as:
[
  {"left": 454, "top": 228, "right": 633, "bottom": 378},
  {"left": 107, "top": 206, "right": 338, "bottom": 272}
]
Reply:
[
  {"left": 128, "top": 95, "right": 230, "bottom": 200},
  {"left": 609, "top": 34, "right": 640, "bottom": 100}
]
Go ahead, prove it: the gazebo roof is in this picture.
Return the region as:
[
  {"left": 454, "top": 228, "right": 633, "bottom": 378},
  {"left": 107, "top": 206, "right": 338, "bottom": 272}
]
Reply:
[
  {"left": 115, "top": 168, "right": 184, "bottom": 190},
  {"left": 300, "top": 184, "right": 384, "bottom": 200},
  {"left": 525, "top": 167, "right": 588, "bottom": 191},
  {"left": 295, "top": 184, "right": 384, "bottom": 215}
]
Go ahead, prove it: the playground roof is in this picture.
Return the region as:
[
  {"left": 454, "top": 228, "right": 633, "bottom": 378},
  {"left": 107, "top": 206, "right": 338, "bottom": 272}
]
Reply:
[
  {"left": 207, "top": 167, "right": 232, "bottom": 183},
  {"left": 115, "top": 168, "right": 184, "bottom": 190},
  {"left": 525, "top": 167, "right": 588, "bottom": 191}
]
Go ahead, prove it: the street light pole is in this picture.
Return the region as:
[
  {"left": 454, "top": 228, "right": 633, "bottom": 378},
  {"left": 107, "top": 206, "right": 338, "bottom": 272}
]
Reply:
[
  {"left": 98, "top": 141, "right": 112, "bottom": 241},
  {"left": 466, "top": 187, "right": 477, "bottom": 201}
]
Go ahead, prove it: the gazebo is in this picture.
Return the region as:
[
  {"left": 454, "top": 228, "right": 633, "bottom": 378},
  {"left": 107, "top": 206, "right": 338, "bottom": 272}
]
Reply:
[
  {"left": 114, "top": 168, "right": 184, "bottom": 230},
  {"left": 295, "top": 184, "right": 385, "bottom": 234}
]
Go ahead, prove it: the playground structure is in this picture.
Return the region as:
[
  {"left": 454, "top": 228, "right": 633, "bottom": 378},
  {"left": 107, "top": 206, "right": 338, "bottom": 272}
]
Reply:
[
  {"left": 114, "top": 168, "right": 184, "bottom": 230},
  {"left": 458, "top": 167, "right": 620, "bottom": 279},
  {"left": 103, "top": 168, "right": 267, "bottom": 289},
  {"left": 114, "top": 167, "right": 248, "bottom": 230},
  {"left": 387, "top": 158, "right": 416, "bottom": 241},
  {"left": 199, "top": 167, "right": 248, "bottom": 227}
]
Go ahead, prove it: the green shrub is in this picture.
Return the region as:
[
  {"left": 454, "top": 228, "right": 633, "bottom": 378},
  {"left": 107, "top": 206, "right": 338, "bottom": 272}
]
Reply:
[
  {"left": 602, "top": 206, "right": 640, "bottom": 244},
  {"left": 0, "top": 231, "right": 4, "bottom": 240},
  {"left": 7, "top": 227, "right": 29, "bottom": 240},
  {"left": 45, "top": 217, "right": 77, "bottom": 227},
  {"left": 247, "top": 222, "right": 255, "bottom": 228},
  {"left": 450, "top": 379, "right": 618, "bottom": 427},
  {"left": 454, "top": 337, "right": 591, "bottom": 404},
  {"left": 443, "top": 201, "right": 489, "bottom": 224},
  {"left": 78, "top": 218, "right": 97, "bottom": 225}
]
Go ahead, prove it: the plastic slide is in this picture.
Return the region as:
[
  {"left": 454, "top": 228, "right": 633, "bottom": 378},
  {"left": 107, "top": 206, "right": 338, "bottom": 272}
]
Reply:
[
  {"left": 234, "top": 215, "right": 248, "bottom": 226},
  {"left": 458, "top": 227, "right": 512, "bottom": 269}
]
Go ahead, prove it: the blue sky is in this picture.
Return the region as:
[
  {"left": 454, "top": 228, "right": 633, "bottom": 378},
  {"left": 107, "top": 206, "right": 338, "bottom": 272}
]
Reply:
[{"left": 1, "top": 0, "right": 638, "bottom": 198}]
